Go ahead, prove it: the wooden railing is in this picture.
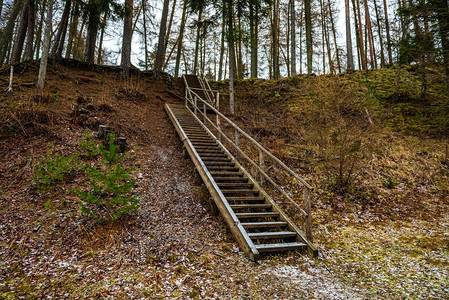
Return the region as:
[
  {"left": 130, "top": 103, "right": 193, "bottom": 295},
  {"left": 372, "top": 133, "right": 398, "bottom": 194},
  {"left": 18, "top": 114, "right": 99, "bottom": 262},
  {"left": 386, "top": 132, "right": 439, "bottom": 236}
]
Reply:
[{"left": 184, "top": 86, "right": 314, "bottom": 243}]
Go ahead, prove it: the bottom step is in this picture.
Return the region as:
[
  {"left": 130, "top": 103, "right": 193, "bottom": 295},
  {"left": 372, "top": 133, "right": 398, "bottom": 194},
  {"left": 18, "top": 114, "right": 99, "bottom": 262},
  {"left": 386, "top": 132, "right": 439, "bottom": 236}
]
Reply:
[{"left": 255, "top": 242, "right": 307, "bottom": 253}]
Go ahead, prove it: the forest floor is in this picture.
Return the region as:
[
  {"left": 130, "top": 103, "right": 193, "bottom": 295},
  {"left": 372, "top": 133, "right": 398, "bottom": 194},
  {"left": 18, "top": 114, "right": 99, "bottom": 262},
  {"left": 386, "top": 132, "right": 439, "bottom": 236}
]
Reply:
[{"left": 0, "top": 61, "right": 448, "bottom": 299}]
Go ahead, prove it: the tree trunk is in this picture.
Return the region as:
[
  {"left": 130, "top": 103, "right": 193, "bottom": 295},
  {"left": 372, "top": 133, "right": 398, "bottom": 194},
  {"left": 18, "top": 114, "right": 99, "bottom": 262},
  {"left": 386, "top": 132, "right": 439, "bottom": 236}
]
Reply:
[
  {"left": 23, "top": 0, "right": 35, "bottom": 61},
  {"left": 228, "top": 0, "right": 235, "bottom": 114},
  {"left": 11, "top": 0, "right": 29, "bottom": 63},
  {"left": 218, "top": 3, "right": 226, "bottom": 80},
  {"left": 33, "top": 0, "right": 46, "bottom": 60},
  {"left": 273, "top": 0, "right": 280, "bottom": 79},
  {"left": 174, "top": 0, "right": 186, "bottom": 77},
  {"left": 164, "top": 0, "right": 176, "bottom": 54},
  {"left": 237, "top": 2, "right": 243, "bottom": 78},
  {"left": 373, "top": 0, "right": 385, "bottom": 67},
  {"left": 364, "top": 0, "right": 375, "bottom": 69},
  {"left": 66, "top": 0, "right": 78, "bottom": 59},
  {"left": 323, "top": 2, "right": 334, "bottom": 73},
  {"left": 0, "top": 0, "right": 3, "bottom": 19},
  {"left": 290, "top": 0, "right": 297, "bottom": 75},
  {"left": 142, "top": 0, "right": 148, "bottom": 70},
  {"left": 383, "top": 0, "right": 392, "bottom": 65},
  {"left": 320, "top": 0, "right": 326, "bottom": 74},
  {"left": 36, "top": 0, "right": 53, "bottom": 89},
  {"left": 327, "top": 0, "right": 340, "bottom": 73},
  {"left": 154, "top": 0, "right": 169, "bottom": 79},
  {"left": 50, "top": 0, "right": 70, "bottom": 59},
  {"left": 435, "top": 0, "right": 449, "bottom": 94},
  {"left": 121, "top": 0, "right": 133, "bottom": 77},
  {"left": 305, "top": 0, "right": 313, "bottom": 73},
  {"left": 75, "top": 17, "right": 86, "bottom": 60},
  {"left": 345, "top": 0, "right": 354, "bottom": 70},
  {"left": 193, "top": 7, "right": 202, "bottom": 75},
  {"left": 84, "top": 0, "right": 100, "bottom": 63},
  {"left": 0, "top": 0, "right": 22, "bottom": 65},
  {"left": 97, "top": 19, "right": 105, "bottom": 64},
  {"left": 356, "top": 0, "right": 367, "bottom": 70}
]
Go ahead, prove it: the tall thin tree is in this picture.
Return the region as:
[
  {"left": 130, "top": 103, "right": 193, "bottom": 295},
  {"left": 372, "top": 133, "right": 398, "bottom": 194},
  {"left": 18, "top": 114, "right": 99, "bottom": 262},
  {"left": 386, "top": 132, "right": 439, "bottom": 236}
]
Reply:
[
  {"left": 154, "top": 0, "right": 170, "bottom": 79},
  {"left": 121, "top": 0, "right": 133, "bottom": 77},
  {"left": 36, "top": 0, "right": 54, "bottom": 89},
  {"left": 345, "top": 0, "right": 354, "bottom": 70}
]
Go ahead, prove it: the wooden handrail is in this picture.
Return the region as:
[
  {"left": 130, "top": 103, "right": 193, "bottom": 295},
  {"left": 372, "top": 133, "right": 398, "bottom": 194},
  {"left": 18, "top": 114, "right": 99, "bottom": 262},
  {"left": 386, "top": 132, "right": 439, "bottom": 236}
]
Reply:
[
  {"left": 187, "top": 88, "right": 314, "bottom": 191},
  {"left": 185, "top": 86, "right": 314, "bottom": 241}
]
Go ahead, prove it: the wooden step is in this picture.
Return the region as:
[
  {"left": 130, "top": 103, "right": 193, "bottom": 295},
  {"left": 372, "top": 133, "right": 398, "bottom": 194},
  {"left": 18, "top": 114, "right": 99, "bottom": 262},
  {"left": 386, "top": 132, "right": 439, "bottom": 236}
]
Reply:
[
  {"left": 226, "top": 196, "right": 264, "bottom": 201},
  {"left": 241, "top": 221, "right": 287, "bottom": 228},
  {"left": 207, "top": 166, "right": 239, "bottom": 171},
  {"left": 255, "top": 242, "right": 307, "bottom": 253},
  {"left": 235, "top": 212, "right": 279, "bottom": 219},
  {"left": 210, "top": 171, "right": 242, "bottom": 176},
  {"left": 221, "top": 189, "right": 259, "bottom": 194},
  {"left": 217, "top": 183, "right": 253, "bottom": 188},
  {"left": 213, "top": 177, "right": 248, "bottom": 182},
  {"left": 230, "top": 204, "right": 271, "bottom": 209},
  {"left": 247, "top": 231, "right": 296, "bottom": 239},
  {"left": 201, "top": 158, "right": 231, "bottom": 162},
  {"left": 204, "top": 161, "right": 234, "bottom": 166}
]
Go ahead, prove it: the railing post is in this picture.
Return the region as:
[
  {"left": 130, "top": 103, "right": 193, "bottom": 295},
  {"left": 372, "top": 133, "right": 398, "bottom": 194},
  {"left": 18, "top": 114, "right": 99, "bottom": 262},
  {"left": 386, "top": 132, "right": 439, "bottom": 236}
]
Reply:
[
  {"left": 216, "top": 114, "right": 221, "bottom": 141},
  {"left": 235, "top": 129, "right": 239, "bottom": 160},
  {"left": 259, "top": 149, "right": 265, "bottom": 185},
  {"left": 203, "top": 102, "right": 206, "bottom": 124},
  {"left": 304, "top": 187, "right": 313, "bottom": 242},
  {"left": 216, "top": 92, "right": 220, "bottom": 111},
  {"left": 194, "top": 96, "right": 198, "bottom": 116}
]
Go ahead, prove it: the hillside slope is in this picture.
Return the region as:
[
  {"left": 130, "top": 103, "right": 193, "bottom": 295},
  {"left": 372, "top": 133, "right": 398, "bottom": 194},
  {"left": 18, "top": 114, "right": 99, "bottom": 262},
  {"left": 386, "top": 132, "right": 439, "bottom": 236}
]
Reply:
[
  {"left": 0, "top": 61, "right": 448, "bottom": 298},
  {"left": 0, "top": 61, "right": 361, "bottom": 299}
]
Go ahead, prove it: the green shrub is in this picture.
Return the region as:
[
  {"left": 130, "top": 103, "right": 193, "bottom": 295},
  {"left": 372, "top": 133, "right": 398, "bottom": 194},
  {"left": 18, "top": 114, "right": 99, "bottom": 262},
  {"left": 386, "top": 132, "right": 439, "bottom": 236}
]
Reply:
[
  {"left": 34, "top": 152, "right": 80, "bottom": 192},
  {"left": 77, "top": 133, "right": 139, "bottom": 222},
  {"left": 383, "top": 176, "right": 398, "bottom": 189},
  {"left": 79, "top": 131, "right": 99, "bottom": 157}
]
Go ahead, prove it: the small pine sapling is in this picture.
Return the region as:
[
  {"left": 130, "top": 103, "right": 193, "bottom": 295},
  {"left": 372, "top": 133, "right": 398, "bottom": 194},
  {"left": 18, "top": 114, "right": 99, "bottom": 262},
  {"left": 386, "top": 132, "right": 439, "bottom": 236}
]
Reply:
[
  {"left": 79, "top": 131, "right": 100, "bottom": 157},
  {"left": 34, "top": 152, "right": 80, "bottom": 192},
  {"left": 77, "top": 133, "right": 139, "bottom": 222}
]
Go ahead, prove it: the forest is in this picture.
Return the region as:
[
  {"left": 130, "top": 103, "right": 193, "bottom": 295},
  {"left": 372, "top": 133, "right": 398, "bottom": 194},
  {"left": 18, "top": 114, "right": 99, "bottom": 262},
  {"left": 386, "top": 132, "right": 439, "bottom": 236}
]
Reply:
[
  {"left": 0, "top": 0, "right": 449, "bottom": 298},
  {"left": 1, "top": 0, "right": 449, "bottom": 83}
]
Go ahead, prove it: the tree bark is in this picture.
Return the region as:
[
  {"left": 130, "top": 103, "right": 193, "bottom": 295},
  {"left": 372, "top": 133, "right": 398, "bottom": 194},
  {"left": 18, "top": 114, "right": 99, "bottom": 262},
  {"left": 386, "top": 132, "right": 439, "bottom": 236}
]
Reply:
[
  {"left": 66, "top": 0, "right": 78, "bottom": 59},
  {"left": 356, "top": 0, "right": 367, "bottom": 70},
  {"left": 164, "top": 0, "right": 176, "bottom": 54},
  {"left": 193, "top": 7, "right": 202, "bottom": 75},
  {"left": 23, "top": 0, "right": 35, "bottom": 61},
  {"left": 121, "top": 0, "right": 133, "bottom": 77},
  {"left": 154, "top": 0, "right": 170, "bottom": 79},
  {"left": 364, "top": 0, "right": 375, "bottom": 69},
  {"left": 33, "top": 0, "right": 46, "bottom": 60},
  {"left": 50, "top": 0, "right": 70, "bottom": 59},
  {"left": 373, "top": 0, "right": 385, "bottom": 67},
  {"left": 345, "top": 0, "right": 354, "bottom": 70},
  {"left": 0, "top": 0, "right": 23, "bottom": 64},
  {"left": 84, "top": 0, "right": 100, "bottom": 63},
  {"left": 305, "top": 0, "right": 313, "bottom": 73},
  {"left": 273, "top": 0, "right": 280, "bottom": 79},
  {"left": 11, "top": 0, "right": 29, "bottom": 63},
  {"left": 36, "top": 0, "right": 54, "bottom": 89},
  {"left": 383, "top": 0, "right": 392, "bottom": 65},
  {"left": 218, "top": 3, "right": 225, "bottom": 80},
  {"left": 174, "top": 0, "right": 186, "bottom": 77},
  {"left": 228, "top": 0, "right": 235, "bottom": 114},
  {"left": 142, "top": 0, "right": 148, "bottom": 70},
  {"left": 327, "top": 0, "right": 340, "bottom": 73},
  {"left": 97, "top": 19, "right": 105, "bottom": 64},
  {"left": 290, "top": 0, "right": 297, "bottom": 75}
]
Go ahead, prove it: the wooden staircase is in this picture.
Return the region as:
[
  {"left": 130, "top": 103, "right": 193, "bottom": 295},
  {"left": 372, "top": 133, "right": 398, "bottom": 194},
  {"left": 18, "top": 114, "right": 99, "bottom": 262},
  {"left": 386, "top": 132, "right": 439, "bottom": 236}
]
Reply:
[{"left": 165, "top": 103, "right": 318, "bottom": 261}]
